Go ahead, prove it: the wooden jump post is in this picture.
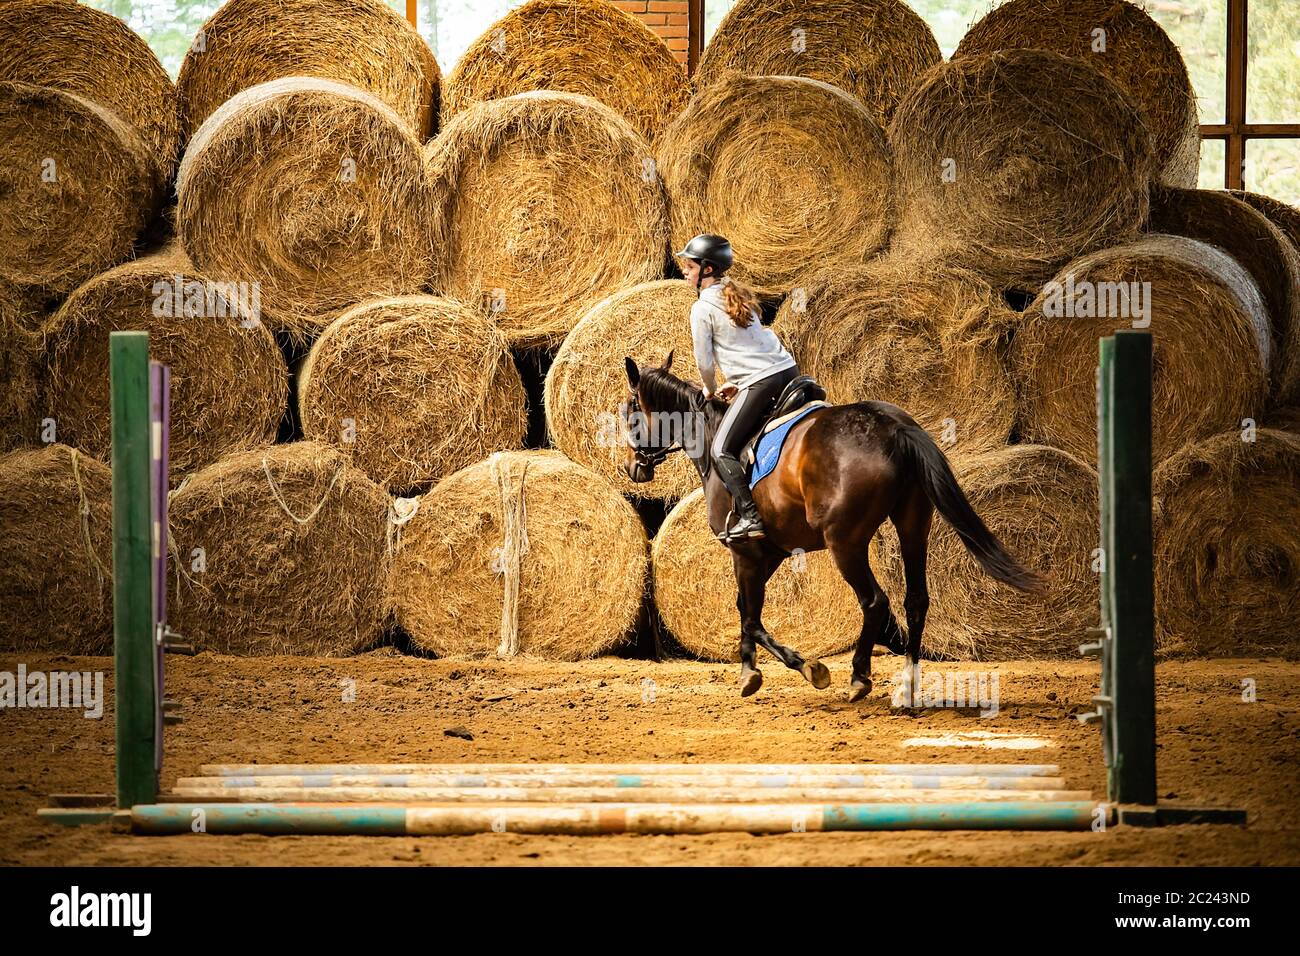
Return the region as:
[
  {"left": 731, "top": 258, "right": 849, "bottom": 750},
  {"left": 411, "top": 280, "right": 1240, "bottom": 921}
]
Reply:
[{"left": 1083, "top": 331, "right": 1244, "bottom": 827}]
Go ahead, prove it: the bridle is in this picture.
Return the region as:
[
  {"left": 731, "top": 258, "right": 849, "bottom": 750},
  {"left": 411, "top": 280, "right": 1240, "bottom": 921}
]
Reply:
[{"left": 621, "top": 392, "right": 684, "bottom": 469}]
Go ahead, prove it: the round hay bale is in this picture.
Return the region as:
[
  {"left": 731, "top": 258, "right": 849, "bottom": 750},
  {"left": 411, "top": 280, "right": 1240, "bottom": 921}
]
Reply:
[
  {"left": 393, "top": 450, "right": 647, "bottom": 659},
  {"left": 443, "top": 0, "right": 688, "bottom": 146},
  {"left": 1154, "top": 428, "right": 1300, "bottom": 657},
  {"left": 177, "top": 77, "right": 437, "bottom": 340},
  {"left": 772, "top": 261, "right": 1016, "bottom": 455},
  {"left": 169, "top": 442, "right": 392, "bottom": 656},
  {"left": 545, "top": 279, "right": 700, "bottom": 499},
  {"left": 1010, "top": 234, "right": 1271, "bottom": 464},
  {"left": 954, "top": 0, "right": 1200, "bottom": 188},
  {"left": 1227, "top": 190, "right": 1300, "bottom": 256},
  {"left": 873, "top": 444, "right": 1097, "bottom": 660},
  {"left": 40, "top": 245, "right": 287, "bottom": 479},
  {"left": 299, "top": 295, "right": 528, "bottom": 494},
  {"left": 426, "top": 90, "right": 668, "bottom": 348},
  {"left": 887, "top": 49, "right": 1154, "bottom": 288},
  {"left": 1148, "top": 185, "right": 1300, "bottom": 407},
  {"left": 0, "top": 444, "right": 112, "bottom": 654},
  {"left": 0, "top": 81, "right": 160, "bottom": 309},
  {"left": 652, "top": 488, "right": 859, "bottom": 662},
  {"left": 0, "top": 0, "right": 179, "bottom": 177},
  {"left": 1266, "top": 405, "right": 1300, "bottom": 433},
  {"left": 1, "top": 300, "right": 39, "bottom": 451},
  {"left": 695, "top": 0, "right": 940, "bottom": 129},
  {"left": 176, "top": 0, "right": 439, "bottom": 138},
  {"left": 657, "top": 74, "right": 893, "bottom": 300}
]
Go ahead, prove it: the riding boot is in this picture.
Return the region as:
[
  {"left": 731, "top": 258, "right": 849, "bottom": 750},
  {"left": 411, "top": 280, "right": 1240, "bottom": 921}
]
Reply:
[{"left": 713, "top": 455, "right": 766, "bottom": 540}]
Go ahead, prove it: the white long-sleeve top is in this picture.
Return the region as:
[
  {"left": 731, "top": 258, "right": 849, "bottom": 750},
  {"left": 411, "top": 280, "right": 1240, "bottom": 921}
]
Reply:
[{"left": 689, "top": 281, "right": 796, "bottom": 392}]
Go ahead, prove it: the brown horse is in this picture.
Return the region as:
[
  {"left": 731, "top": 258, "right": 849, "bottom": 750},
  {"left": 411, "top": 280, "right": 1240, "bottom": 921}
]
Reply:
[{"left": 622, "top": 352, "right": 1045, "bottom": 700}]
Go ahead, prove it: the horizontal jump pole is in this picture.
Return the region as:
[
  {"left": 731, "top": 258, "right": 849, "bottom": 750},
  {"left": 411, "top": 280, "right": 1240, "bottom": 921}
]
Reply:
[
  {"left": 133, "top": 801, "right": 1103, "bottom": 835},
  {"left": 163, "top": 786, "right": 1093, "bottom": 805},
  {"left": 198, "top": 763, "right": 1062, "bottom": 777},
  {"left": 175, "top": 773, "right": 1070, "bottom": 791}
]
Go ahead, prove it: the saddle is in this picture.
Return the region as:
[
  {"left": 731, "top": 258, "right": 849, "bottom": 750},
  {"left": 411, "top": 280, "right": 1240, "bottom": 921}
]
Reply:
[{"left": 739, "top": 374, "right": 829, "bottom": 470}]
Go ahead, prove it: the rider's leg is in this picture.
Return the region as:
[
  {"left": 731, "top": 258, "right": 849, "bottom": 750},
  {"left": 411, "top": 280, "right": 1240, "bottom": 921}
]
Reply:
[{"left": 712, "top": 371, "right": 792, "bottom": 539}]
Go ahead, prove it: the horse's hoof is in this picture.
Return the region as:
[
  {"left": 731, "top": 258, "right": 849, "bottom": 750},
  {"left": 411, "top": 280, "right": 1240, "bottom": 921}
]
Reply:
[
  {"left": 740, "top": 668, "right": 763, "bottom": 697},
  {"left": 848, "top": 678, "right": 873, "bottom": 702},
  {"left": 801, "top": 660, "right": 831, "bottom": 690}
]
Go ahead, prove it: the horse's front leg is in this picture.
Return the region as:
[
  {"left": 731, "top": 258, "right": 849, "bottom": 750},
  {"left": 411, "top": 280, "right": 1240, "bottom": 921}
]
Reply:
[{"left": 733, "top": 545, "right": 830, "bottom": 694}]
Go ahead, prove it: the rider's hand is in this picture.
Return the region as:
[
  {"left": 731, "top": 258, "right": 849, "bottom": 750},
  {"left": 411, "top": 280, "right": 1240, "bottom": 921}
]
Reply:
[{"left": 717, "top": 383, "right": 739, "bottom": 401}]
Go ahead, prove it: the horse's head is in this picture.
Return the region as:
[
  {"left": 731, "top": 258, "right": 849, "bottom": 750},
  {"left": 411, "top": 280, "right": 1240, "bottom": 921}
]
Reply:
[{"left": 620, "top": 350, "right": 681, "bottom": 483}]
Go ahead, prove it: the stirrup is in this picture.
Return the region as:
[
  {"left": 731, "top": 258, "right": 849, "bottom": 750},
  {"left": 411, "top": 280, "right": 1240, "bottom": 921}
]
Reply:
[{"left": 717, "top": 509, "right": 766, "bottom": 543}]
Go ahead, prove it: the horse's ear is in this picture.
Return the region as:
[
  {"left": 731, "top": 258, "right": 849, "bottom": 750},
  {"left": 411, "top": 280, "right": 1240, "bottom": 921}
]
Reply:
[
  {"left": 624, "top": 357, "right": 640, "bottom": 388},
  {"left": 662, "top": 349, "right": 674, "bottom": 370}
]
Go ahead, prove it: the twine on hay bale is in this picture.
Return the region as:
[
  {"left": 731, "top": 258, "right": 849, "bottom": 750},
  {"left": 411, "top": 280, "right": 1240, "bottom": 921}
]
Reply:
[
  {"left": 1009, "top": 235, "right": 1271, "bottom": 464},
  {"left": 0, "top": 0, "right": 180, "bottom": 178},
  {"left": 772, "top": 261, "right": 1016, "bottom": 456},
  {"left": 169, "top": 442, "right": 392, "bottom": 656},
  {"left": 392, "top": 450, "right": 648, "bottom": 660},
  {"left": 177, "top": 77, "right": 437, "bottom": 341},
  {"left": 1154, "top": 428, "right": 1300, "bottom": 657},
  {"left": 442, "top": 0, "right": 688, "bottom": 146},
  {"left": 652, "top": 488, "right": 859, "bottom": 662},
  {"left": 954, "top": 0, "right": 1200, "bottom": 188},
  {"left": 873, "top": 444, "right": 1097, "bottom": 661},
  {"left": 656, "top": 74, "right": 893, "bottom": 300},
  {"left": 1147, "top": 185, "right": 1300, "bottom": 407},
  {"left": 0, "top": 81, "right": 160, "bottom": 310},
  {"left": 545, "top": 279, "right": 700, "bottom": 500},
  {"left": 177, "top": 0, "right": 439, "bottom": 138},
  {"left": 0, "top": 444, "right": 112, "bottom": 654},
  {"left": 425, "top": 90, "right": 668, "bottom": 348},
  {"left": 888, "top": 49, "right": 1154, "bottom": 288},
  {"left": 298, "top": 294, "right": 528, "bottom": 495},
  {"left": 695, "top": 0, "right": 940, "bottom": 129},
  {"left": 40, "top": 244, "right": 287, "bottom": 480}
]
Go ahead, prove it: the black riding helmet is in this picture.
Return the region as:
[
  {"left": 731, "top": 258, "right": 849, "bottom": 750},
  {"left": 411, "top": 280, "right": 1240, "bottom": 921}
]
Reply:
[{"left": 675, "top": 234, "right": 733, "bottom": 290}]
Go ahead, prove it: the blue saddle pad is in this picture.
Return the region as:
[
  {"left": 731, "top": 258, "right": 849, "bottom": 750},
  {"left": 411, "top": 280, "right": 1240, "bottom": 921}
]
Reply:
[{"left": 749, "top": 404, "right": 825, "bottom": 489}]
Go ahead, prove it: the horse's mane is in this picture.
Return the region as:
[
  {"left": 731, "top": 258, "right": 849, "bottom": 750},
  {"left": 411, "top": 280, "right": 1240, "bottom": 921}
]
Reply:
[{"left": 640, "top": 367, "right": 725, "bottom": 418}]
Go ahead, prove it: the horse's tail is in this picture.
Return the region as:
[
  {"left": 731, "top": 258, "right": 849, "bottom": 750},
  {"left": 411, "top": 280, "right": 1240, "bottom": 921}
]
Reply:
[{"left": 893, "top": 424, "right": 1046, "bottom": 594}]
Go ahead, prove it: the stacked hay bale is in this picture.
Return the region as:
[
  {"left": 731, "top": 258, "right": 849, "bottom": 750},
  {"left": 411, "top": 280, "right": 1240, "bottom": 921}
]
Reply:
[
  {"left": 872, "top": 445, "right": 1099, "bottom": 660},
  {"left": 772, "top": 262, "right": 1017, "bottom": 456},
  {"left": 1154, "top": 429, "right": 1300, "bottom": 657},
  {"left": 169, "top": 442, "right": 392, "bottom": 656},
  {"left": 0, "top": 1, "right": 180, "bottom": 177},
  {"left": 392, "top": 451, "right": 648, "bottom": 660},
  {"left": 1147, "top": 185, "right": 1300, "bottom": 407},
  {"left": 298, "top": 295, "right": 528, "bottom": 494},
  {"left": 953, "top": 0, "right": 1201, "bottom": 188},
  {"left": 177, "top": 77, "right": 438, "bottom": 340},
  {"left": 545, "top": 280, "right": 701, "bottom": 499},
  {"left": 426, "top": 90, "right": 668, "bottom": 348},
  {"left": 887, "top": 49, "right": 1154, "bottom": 289},
  {"left": 0, "top": 444, "right": 113, "bottom": 654},
  {"left": 176, "top": 0, "right": 440, "bottom": 139},
  {"left": 1, "top": 298, "right": 39, "bottom": 451},
  {"left": 1010, "top": 235, "right": 1272, "bottom": 465},
  {"left": 0, "top": 2, "right": 175, "bottom": 313},
  {"left": 652, "top": 489, "right": 860, "bottom": 662},
  {"left": 695, "top": 0, "right": 941, "bottom": 130},
  {"left": 656, "top": 74, "right": 893, "bottom": 301},
  {"left": 442, "top": 0, "right": 688, "bottom": 146},
  {"left": 40, "top": 245, "right": 287, "bottom": 480}
]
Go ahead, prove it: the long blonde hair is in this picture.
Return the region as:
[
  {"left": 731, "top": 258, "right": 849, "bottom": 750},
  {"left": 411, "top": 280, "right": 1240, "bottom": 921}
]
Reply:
[{"left": 719, "top": 275, "right": 761, "bottom": 328}]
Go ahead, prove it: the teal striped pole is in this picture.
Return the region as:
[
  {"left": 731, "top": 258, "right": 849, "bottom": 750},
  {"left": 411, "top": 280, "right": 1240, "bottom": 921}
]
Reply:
[{"left": 111, "top": 331, "right": 156, "bottom": 808}]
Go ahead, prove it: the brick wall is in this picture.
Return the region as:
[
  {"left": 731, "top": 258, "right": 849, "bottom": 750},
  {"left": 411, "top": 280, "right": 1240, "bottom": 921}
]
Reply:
[{"left": 612, "top": 0, "right": 691, "bottom": 67}]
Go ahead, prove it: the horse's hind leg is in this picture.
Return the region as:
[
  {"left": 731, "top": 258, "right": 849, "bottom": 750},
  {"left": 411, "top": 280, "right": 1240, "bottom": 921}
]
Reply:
[
  {"left": 827, "top": 532, "right": 903, "bottom": 702},
  {"left": 733, "top": 546, "right": 830, "bottom": 692},
  {"left": 892, "top": 488, "right": 933, "bottom": 706}
]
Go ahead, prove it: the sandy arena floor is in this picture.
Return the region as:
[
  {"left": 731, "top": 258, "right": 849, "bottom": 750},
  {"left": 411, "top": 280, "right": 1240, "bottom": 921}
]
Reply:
[{"left": 2, "top": 650, "right": 1297, "bottom": 866}]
